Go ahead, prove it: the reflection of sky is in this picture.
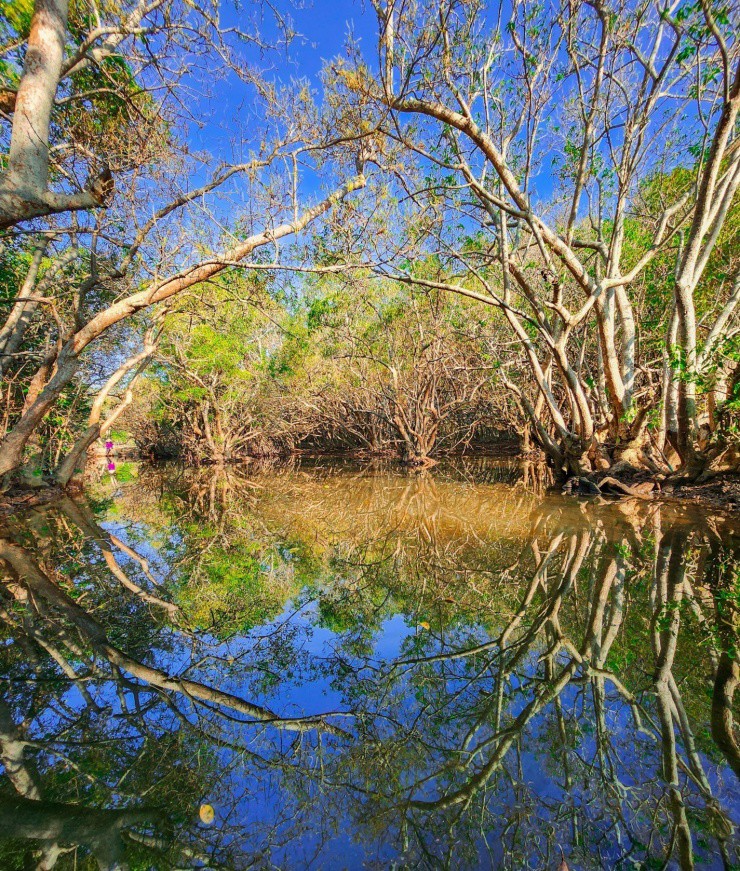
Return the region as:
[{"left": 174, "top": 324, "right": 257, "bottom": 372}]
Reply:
[
  {"left": 5, "top": 464, "right": 740, "bottom": 869},
  {"left": 178, "top": 598, "right": 740, "bottom": 869},
  {"left": 81, "top": 508, "right": 740, "bottom": 866}
]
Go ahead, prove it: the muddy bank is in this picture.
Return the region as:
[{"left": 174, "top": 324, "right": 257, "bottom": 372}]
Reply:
[
  {"left": 660, "top": 474, "right": 740, "bottom": 511},
  {"left": 561, "top": 464, "right": 740, "bottom": 513}
]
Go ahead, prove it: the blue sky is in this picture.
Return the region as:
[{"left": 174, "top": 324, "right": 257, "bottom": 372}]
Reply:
[{"left": 187, "top": 0, "right": 379, "bottom": 163}]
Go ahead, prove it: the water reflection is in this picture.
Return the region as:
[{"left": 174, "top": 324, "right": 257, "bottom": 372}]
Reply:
[{"left": 0, "top": 460, "right": 738, "bottom": 869}]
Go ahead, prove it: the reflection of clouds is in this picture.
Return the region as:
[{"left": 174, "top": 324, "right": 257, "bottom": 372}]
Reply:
[{"left": 0, "top": 462, "right": 738, "bottom": 869}]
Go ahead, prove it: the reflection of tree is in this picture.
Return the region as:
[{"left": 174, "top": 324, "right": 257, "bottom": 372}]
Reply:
[
  {"left": 0, "top": 498, "right": 348, "bottom": 869},
  {"left": 1, "top": 468, "right": 738, "bottom": 870},
  {"left": 706, "top": 535, "right": 740, "bottom": 784},
  {"left": 294, "top": 504, "right": 739, "bottom": 870},
  {"left": 148, "top": 463, "right": 738, "bottom": 869},
  {"left": 0, "top": 792, "right": 157, "bottom": 870},
  {"left": 126, "top": 457, "right": 548, "bottom": 547}
]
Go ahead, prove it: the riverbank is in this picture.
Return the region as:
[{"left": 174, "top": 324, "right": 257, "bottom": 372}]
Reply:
[{"left": 661, "top": 473, "right": 740, "bottom": 511}]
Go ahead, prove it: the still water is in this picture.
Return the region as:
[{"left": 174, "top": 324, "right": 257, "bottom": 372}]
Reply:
[{"left": 0, "top": 458, "right": 738, "bottom": 870}]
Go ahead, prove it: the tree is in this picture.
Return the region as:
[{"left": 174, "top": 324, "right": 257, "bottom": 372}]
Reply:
[
  {"left": 333, "top": 0, "right": 740, "bottom": 478},
  {"left": 0, "top": 0, "right": 368, "bottom": 487},
  {"left": 0, "top": 0, "right": 272, "bottom": 228},
  {"left": 0, "top": 0, "right": 168, "bottom": 227},
  {"left": 150, "top": 274, "right": 292, "bottom": 464}
]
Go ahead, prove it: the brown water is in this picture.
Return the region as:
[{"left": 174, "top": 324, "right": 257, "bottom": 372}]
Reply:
[{"left": 0, "top": 458, "right": 738, "bottom": 869}]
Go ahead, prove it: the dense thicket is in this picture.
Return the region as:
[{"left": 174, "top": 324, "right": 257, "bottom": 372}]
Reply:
[{"left": 132, "top": 274, "right": 513, "bottom": 464}]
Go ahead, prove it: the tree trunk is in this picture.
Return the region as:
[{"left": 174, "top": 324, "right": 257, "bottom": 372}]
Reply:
[
  {"left": 674, "top": 280, "right": 698, "bottom": 465},
  {"left": 0, "top": 350, "right": 78, "bottom": 481},
  {"left": 0, "top": 176, "right": 366, "bottom": 482},
  {"left": 54, "top": 343, "right": 154, "bottom": 486}
]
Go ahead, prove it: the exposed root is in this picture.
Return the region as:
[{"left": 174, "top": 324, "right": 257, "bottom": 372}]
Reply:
[{"left": 562, "top": 474, "right": 654, "bottom": 499}]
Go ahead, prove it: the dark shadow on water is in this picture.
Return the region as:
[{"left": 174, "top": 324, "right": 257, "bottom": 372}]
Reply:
[{"left": 0, "top": 458, "right": 738, "bottom": 869}]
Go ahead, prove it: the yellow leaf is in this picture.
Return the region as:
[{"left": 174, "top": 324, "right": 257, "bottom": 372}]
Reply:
[
  {"left": 199, "top": 804, "right": 215, "bottom": 825},
  {"left": 418, "top": 621, "right": 430, "bottom": 630}
]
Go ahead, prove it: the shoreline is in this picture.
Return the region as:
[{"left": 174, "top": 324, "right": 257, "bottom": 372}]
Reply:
[{"left": 1, "top": 454, "right": 739, "bottom": 517}]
